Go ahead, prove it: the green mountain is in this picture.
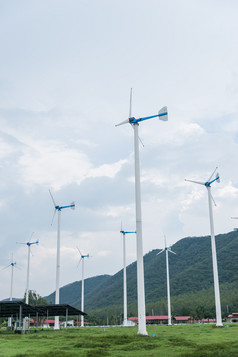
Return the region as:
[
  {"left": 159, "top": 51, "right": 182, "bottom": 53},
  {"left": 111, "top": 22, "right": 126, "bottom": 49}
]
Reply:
[
  {"left": 44, "top": 274, "right": 110, "bottom": 306},
  {"left": 44, "top": 231, "right": 238, "bottom": 322}
]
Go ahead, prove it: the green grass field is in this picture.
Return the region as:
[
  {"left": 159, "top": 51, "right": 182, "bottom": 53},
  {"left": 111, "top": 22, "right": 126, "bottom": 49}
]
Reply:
[{"left": 0, "top": 324, "right": 238, "bottom": 357}]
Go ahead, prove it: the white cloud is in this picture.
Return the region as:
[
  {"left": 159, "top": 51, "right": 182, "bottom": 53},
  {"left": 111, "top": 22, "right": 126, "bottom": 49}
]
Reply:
[
  {"left": 217, "top": 181, "right": 238, "bottom": 198},
  {"left": 102, "top": 204, "right": 133, "bottom": 218},
  {"left": 16, "top": 138, "right": 128, "bottom": 190},
  {"left": 88, "top": 159, "right": 128, "bottom": 179}
]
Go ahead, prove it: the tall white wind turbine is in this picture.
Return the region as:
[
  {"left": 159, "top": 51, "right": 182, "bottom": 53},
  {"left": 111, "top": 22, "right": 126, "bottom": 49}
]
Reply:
[
  {"left": 157, "top": 236, "right": 176, "bottom": 326},
  {"left": 77, "top": 248, "right": 89, "bottom": 327},
  {"left": 185, "top": 167, "right": 223, "bottom": 327},
  {"left": 49, "top": 190, "right": 75, "bottom": 330},
  {"left": 116, "top": 89, "right": 168, "bottom": 335},
  {"left": 17, "top": 233, "right": 39, "bottom": 305},
  {"left": 2, "top": 254, "right": 17, "bottom": 327},
  {"left": 120, "top": 228, "right": 136, "bottom": 326}
]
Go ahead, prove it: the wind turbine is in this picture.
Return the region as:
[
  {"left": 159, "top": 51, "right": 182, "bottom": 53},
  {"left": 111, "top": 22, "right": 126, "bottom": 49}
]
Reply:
[
  {"left": 116, "top": 89, "right": 168, "bottom": 335},
  {"left": 49, "top": 189, "right": 75, "bottom": 330},
  {"left": 157, "top": 236, "right": 176, "bottom": 326},
  {"left": 2, "top": 254, "right": 17, "bottom": 327},
  {"left": 185, "top": 167, "right": 223, "bottom": 327},
  {"left": 120, "top": 227, "right": 136, "bottom": 326},
  {"left": 77, "top": 248, "right": 89, "bottom": 327},
  {"left": 17, "top": 233, "right": 39, "bottom": 305}
]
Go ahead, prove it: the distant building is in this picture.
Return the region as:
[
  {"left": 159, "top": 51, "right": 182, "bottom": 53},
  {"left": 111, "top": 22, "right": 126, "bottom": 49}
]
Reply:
[
  {"left": 41, "top": 319, "right": 58, "bottom": 328},
  {"left": 196, "top": 318, "right": 216, "bottom": 324},
  {"left": 175, "top": 316, "right": 191, "bottom": 323},
  {"left": 128, "top": 315, "right": 192, "bottom": 325},
  {"left": 228, "top": 313, "right": 238, "bottom": 323}
]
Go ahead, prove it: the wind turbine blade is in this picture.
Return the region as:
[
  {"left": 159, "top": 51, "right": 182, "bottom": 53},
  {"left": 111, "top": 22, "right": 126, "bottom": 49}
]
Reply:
[
  {"left": 76, "top": 247, "right": 82, "bottom": 257},
  {"left": 16, "top": 242, "right": 26, "bottom": 245},
  {"left": 115, "top": 119, "right": 130, "bottom": 127},
  {"left": 77, "top": 257, "right": 82, "bottom": 267},
  {"left": 2, "top": 264, "right": 11, "bottom": 270},
  {"left": 211, "top": 193, "right": 217, "bottom": 207},
  {"left": 184, "top": 178, "right": 204, "bottom": 185},
  {"left": 231, "top": 217, "right": 238, "bottom": 219},
  {"left": 207, "top": 167, "right": 218, "bottom": 183},
  {"left": 29, "top": 232, "right": 34, "bottom": 243},
  {"left": 157, "top": 249, "right": 165, "bottom": 256},
  {"left": 164, "top": 235, "right": 167, "bottom": 249},
  {"left": 216, "top": 172, "right": 220, "bottom": 183},
  {"left": 51, "top": 209, "right": 57, "bottom": 226},
  {"left": 129, "top": 88, "right": 132, "bottom": 118},
  {"left": 168, "top": 249, "right": 176, "bottom": 255},
  {"left": 49, "top": 189, "right": 56, "bottom": 208},
  {"left": 159, "top": 106, "right": 168, "bottom": 121},
  {"left": 138, "top": 135, "right": 144, "bottom": 147}
]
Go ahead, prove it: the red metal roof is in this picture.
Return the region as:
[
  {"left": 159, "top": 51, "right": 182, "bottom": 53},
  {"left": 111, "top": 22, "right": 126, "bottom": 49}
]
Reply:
[
  {"left": 229, "top": 313, "right": 238, "bottom": 317},
  {"left": 128, "top": 316, "right": 168, "bottom": 322},
  {"left": 128, "top": 316, "right": 191, "bottom": 322},
  {"left": 40, "top": 319, "right": 58, "bottom": 324},
  {"left": 175, "top": 316, "right": 191, "bottom": 321}
]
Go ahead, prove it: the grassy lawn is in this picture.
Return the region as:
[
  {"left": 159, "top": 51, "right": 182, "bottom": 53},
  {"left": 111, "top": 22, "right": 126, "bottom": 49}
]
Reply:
[{"left": 0, "top": 324, "right": 238, "bottom": 356}]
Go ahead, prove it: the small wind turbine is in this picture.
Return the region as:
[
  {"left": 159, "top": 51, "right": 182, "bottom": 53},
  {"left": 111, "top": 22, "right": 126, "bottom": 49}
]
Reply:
[
  {"left": 157, "top": 236, "right": 176, "bottom": 326},
  {"left": 120, "top": 227, "right": 136, "bottom": 326},
  {"left": 49, "top": 189, "right": 75, "bottom": 330},
  {"left": 185, "top": 167, "right": 223, "bottom": 327},
  {"left": 17, "top": 233, "right": 39, "bottom": 305},
  {"left": 2, "top": 254, "right": 17, "bottom": 327},
  {"left": 77, "top": 248, "right": 89, "bottom": 327},
  {"left": 116, "top": 89, "right": 168, "bottom": 335}
]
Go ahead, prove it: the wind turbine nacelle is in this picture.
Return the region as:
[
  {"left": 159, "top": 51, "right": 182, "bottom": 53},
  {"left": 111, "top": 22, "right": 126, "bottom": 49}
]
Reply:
[{"left": 129, "top": 117, "right": 136, "bottom": 123}]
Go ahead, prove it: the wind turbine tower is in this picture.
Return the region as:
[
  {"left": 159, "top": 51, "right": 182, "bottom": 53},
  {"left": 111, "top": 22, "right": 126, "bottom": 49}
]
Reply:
[
  {"left": 2, "top": 255, "right": 17, "bottom": 327},
  {"left": 17, "top": 233, "right": 39, "bottom": 304},
  {"left": 120, "top": 228, "right": 136, "bottom": 326},
  {"left": 49, "top": 190, "right": 75, "bottom": 330},
  {"left": 77, "top": 249, "right": 89, "bottom": 327},
  {"left": 116, "top": 89, "right": 168, "bottom": 335},
  {"left": 157, "top": 236, "right": 176, "bottom": 326},
  {"left": 185, "top": 167, "right": 223, "bottom": 327}
]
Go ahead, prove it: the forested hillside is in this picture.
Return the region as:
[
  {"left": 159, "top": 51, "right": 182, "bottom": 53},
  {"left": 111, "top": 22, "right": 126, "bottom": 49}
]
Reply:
[
  {"left": 44, "top": 274, "right": 110, "bottom": 306},
  {"left": 44, "top": 231, "right": 238, "bottom": 323}
]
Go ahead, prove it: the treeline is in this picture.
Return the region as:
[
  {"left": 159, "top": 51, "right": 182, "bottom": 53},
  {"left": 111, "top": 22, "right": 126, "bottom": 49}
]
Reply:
[{"left": 86, "top": 282, "right": 238, "bottom": 325}]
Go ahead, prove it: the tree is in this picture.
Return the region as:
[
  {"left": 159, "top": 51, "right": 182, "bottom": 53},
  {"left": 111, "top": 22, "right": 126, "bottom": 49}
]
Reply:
[
  {"left": 195, "top": 305, "right": 205, "bottom": 320},
  {"left": 22, "top": 290, "right": 49, "bottom": 305}
]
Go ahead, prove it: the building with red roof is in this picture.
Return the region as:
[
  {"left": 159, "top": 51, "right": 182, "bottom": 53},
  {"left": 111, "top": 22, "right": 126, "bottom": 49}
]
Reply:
[
  {"left": 228, "top": 313, "right": 238, "bottom": 323},
  {"left": 128, "top": 315, "right": 192, "bottom": 325}
]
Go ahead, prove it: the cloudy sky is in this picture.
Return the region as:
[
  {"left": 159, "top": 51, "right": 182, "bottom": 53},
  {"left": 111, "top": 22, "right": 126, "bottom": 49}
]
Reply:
[{"left": 0, "top": 0, "right": 238, "bottom": 301}]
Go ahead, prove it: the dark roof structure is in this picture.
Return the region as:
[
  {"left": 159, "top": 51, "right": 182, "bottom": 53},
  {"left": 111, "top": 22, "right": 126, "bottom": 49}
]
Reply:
[
  {"left": 0, "top": 301, "right": 86, "bottom": 318},
  {"left": 34, "top": 304, "right": 87, "bottom": 317},
  {"left": 0, "top": 301, "right": 38, "bottom": 317}
]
